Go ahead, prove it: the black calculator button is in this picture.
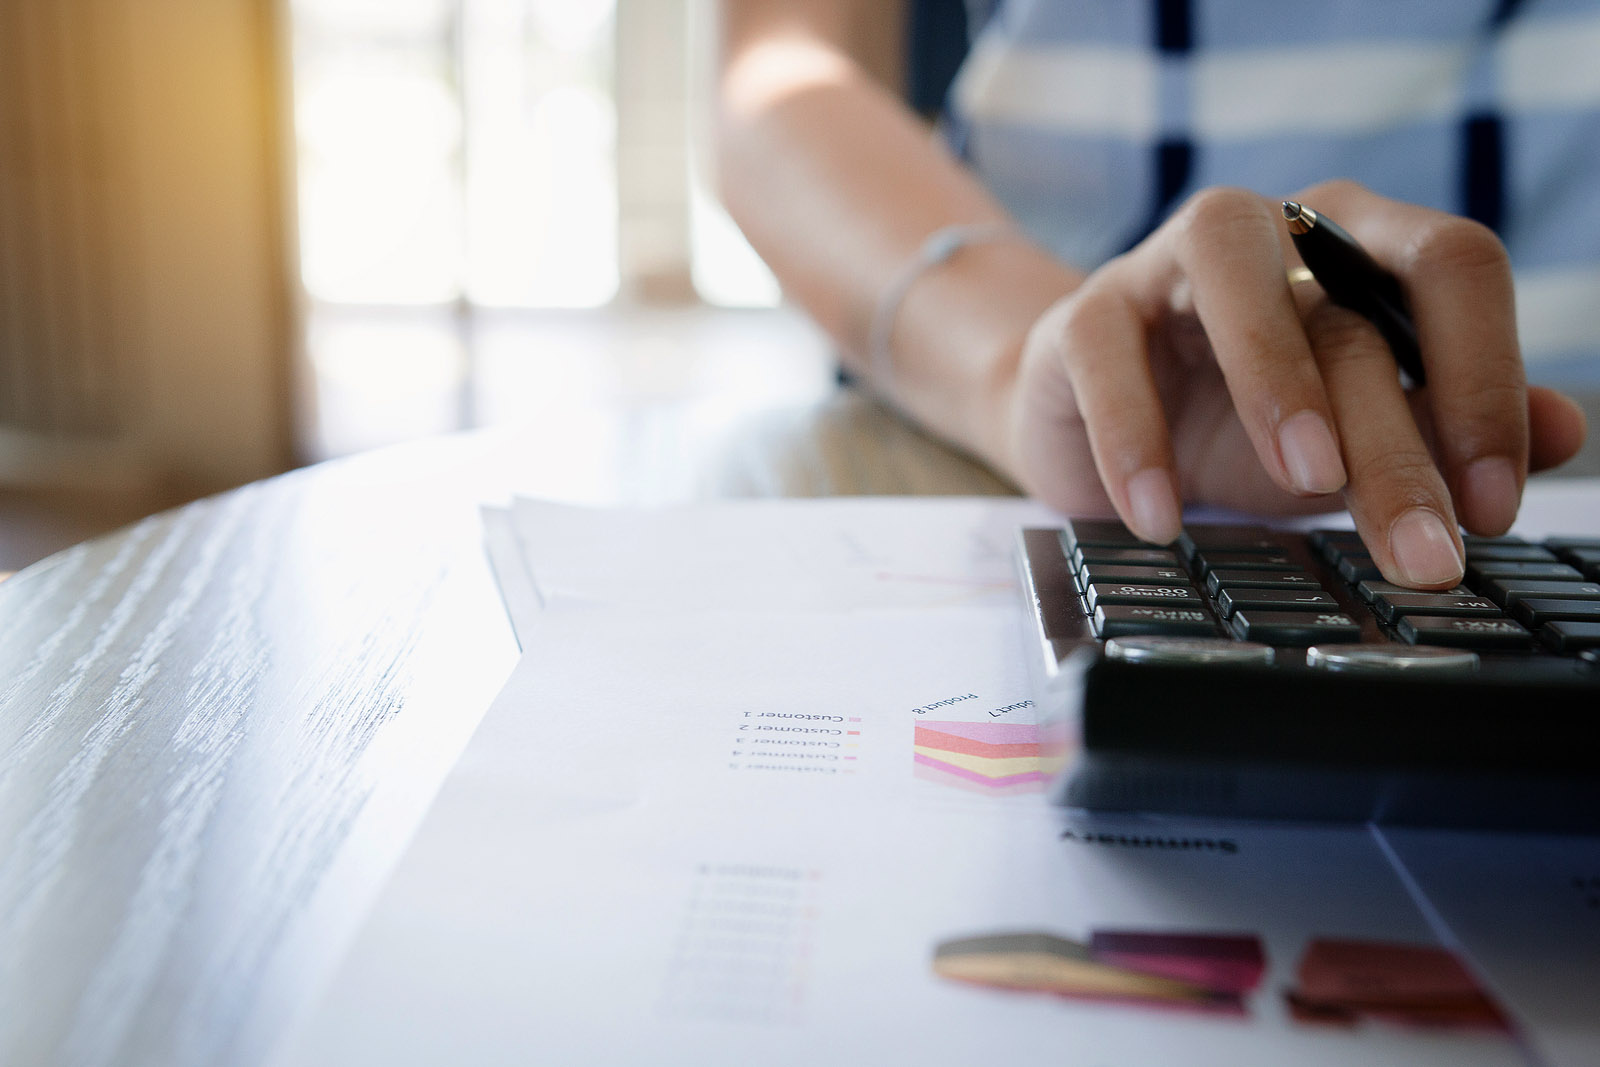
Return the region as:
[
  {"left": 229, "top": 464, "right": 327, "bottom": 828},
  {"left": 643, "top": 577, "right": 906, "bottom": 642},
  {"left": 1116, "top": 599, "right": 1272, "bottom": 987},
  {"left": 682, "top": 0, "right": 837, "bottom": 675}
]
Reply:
[
  {"left": 1462, "top": 544, "right": 1559, "bottom": 563},
  {"left": 1073, "top": 546, "right": 1183, "bottom": 571},
  {"left": 1229, "top": 609, "right": 1361, "bottom": 645},
  {"left": 1551, "top": 547, "right": 1600, "bottom": 579},
  {"left": 1193, "top": 550, "right": 1296, "bottom": 573},
  {"left": 1372, "top": 593, "right": 1503, "bottom": 623},
  {"left": 1540, "top": 620, "right": 1600, "bottom": 652},
  {"left": 1466, "top": 561, "right": 1585, "bottom": 584},
  {"left": 1543, "top": 536, "right": 1600, "bottom": 552},
  {"left": 1205, "top": 569, "right": 1322, "bottom": 594},
  {"left": 1309, "top": 529, "right": 1364, "bottom": 558},
  {"left": 1084, "top": 583, "right": 1203, "bottom": 612},
  {"left": 1059, "top": 520, "right": 1144, "bottom": 551},
  {"left": 1079, "top": 564, "right": 1192, "bottom": 586},
  {"left": 1092, "top": 604, "right": 1218, "bottom": 638},
  {"left": 1336, "top": 555, "right": 1384, "bottom": 583},
  {"left": 1177, "top": 526, "right": 1283, "bottom": 563},
  {"left": 1511, "top": 597, "right": 1600, "bottom": 629},
  {"left": 1396, "top": 615, "right": 1534, "bottom": 649},
  {"left": 1216, "top": 588, "right": 1339, "bottom": 618},
  {"left": 1357, "top": 580, "right": 1473, "bottom": 603},
  {"left": 1481, "top": 579, "right": 1600, "bottom": 608}
]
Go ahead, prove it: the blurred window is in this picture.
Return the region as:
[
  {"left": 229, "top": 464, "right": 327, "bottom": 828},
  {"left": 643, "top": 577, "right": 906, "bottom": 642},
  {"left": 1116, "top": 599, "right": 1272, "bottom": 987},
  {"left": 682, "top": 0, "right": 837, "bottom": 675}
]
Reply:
[{"left": 291, "top": 0, "right": 776, "bottom": 310}]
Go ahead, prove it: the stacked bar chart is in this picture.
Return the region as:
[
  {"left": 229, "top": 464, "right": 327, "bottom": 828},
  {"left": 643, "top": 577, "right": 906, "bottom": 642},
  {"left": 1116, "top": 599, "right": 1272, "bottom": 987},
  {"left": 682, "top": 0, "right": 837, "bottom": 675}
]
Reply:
[
  {"left": 935, "top": 929, "right": 1512, "bottom": 1034},
  {"left": 912, "top": 721, "right": 1063, "bottom": 795},
  {"left": 933, "top": 929, "right": 1264, "bottom": 1015},
  {"left": 1285, "top": 939, "right": 1511, "bottom": 1031}
]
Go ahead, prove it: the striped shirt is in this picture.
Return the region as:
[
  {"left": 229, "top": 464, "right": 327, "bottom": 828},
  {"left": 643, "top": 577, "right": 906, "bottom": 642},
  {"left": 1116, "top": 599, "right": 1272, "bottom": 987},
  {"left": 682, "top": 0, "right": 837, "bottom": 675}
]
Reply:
[{"left": 945, "top": 0, "right": 1600, "bottom": 385}]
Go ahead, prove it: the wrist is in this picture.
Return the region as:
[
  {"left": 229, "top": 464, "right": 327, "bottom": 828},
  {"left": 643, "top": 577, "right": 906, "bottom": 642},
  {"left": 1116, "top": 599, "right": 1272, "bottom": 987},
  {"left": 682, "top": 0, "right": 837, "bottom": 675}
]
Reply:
[
  {"left": 869, "top": 223, "right": 1028, "bottom": 396},
  {"left": 882, "top": 238, "right": 1082, "bottom": 476}
]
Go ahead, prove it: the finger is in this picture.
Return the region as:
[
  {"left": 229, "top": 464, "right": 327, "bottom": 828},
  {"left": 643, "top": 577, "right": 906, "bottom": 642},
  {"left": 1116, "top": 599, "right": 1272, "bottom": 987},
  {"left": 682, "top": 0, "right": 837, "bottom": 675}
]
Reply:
[
  {"left": 1120, "top": 188, "right": 1348, "bottom": 499},
  {"left": 1305, "top": 300, "right": 1465, "bottom": 589},
  {"left": 1295, "top": 180, "right": 1526, "bottom": 535},
  {"left": 1029, "top": 280, "right": 1183, "bottom": 544},
  {"left": 1408, "top": 385, "right": 1589, "bottom": 473},
  {"left": 1528, "top": 386, "right": 1588, "bottom": 472}
]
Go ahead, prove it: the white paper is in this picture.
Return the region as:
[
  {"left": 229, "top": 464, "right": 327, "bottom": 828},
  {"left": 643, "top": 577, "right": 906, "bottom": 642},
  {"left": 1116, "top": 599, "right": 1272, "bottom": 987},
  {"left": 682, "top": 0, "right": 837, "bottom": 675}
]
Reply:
[
  {"left": 1377, "top": 827, "right": 1600, "bottom": 1067},
  {"left": 276, "top": 605, "right": 1537, "bottom": 1065},
  {"left": 510, "top": 496, "right": 1059, "bottom": 611},
  {"left": 480, "top": 505, "right": 543, "bottom": 649}
]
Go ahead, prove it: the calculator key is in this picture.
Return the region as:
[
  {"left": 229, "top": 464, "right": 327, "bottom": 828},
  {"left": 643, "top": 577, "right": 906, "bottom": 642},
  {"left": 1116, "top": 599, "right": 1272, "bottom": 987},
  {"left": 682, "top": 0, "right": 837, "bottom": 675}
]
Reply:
[
  {"left": 1176, "top": 526, "right": 1283, "bottom": 563},
  {"left": 1305, "top": 644, "right": 1479, "bottom": 673},
  {"left": 1395, "top": 616, "right": 1534, "bottom": 650},
  {"left": 1205, "top": 569, "right": 1323, "bottom": 595},
  {"left": 1336, "top": 554, "right": 1384, "bottom": 583},
  {"left": 1371, "top": 593, "right": 1504, "bottom": 623},
  {"left": 1073, "top": 546, "right": 1183, "bottom": 571},
  {"left": 1465, "top": 560, "right": 1584, "bottom": 584},
  {"left": 1356, "top": 580, "right": 1473, "bottom": 603},
  {"left": 1177, "top": 525, "right": 1280, "bottom": 549},
  {"left": 1092, "top": 604, "right": 1218, "bottom": 638},
  {"left": 1542, "top": 536, "right": 1600, "bottom": 552},
  {"left": 1104, "top": 636, "right": 1275, "bottom": 666},
  {"left": 1216, "top": 588, "right": 1339, "bottom": 618},
  {"left": 1309, "top": 529, "right": 1364, "bottom": 558},
  {"left": 1480, "top": 579, "right": 1600, "bottom": 609},
  {"left": 1461, "top": 544, "right": 1558, "bottom": 563},
  {"left": 1229, "top": 609, "right": 1362, "bottom": 645},
  {"left": 1084, "top": 583, "right": 1202, "bottom": 612},
  {"left": 1509, "top": 597, "right": 1600, "bottom": 629},
  {"left": 1539, "top": 620, "right": 1600, "bottom": 652},
  {"left": 1059, "top": 520, "right": 1145, "bottom": 551},
  {"left": 1079, "top": 564, "right": 1192, "bottom": 587},
  {"left": 1550, "top": 547, "right": 1600, "bottom": 580},
  {"left": 1193, "top": 550, "right": 1297, "bottom": 574}
]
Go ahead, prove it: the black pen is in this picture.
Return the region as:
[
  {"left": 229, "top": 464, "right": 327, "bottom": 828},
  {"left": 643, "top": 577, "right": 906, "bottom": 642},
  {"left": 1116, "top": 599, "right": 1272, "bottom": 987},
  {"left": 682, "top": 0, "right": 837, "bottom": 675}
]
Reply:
[{"left": 1281, "top": 201, "right": 1426, "bottom": 387}]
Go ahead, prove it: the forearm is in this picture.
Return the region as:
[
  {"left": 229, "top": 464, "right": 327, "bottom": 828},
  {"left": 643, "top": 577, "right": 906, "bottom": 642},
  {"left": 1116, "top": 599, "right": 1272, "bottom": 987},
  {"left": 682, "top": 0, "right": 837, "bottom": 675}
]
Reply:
[{"left": 715, "top": 9, "right": 1084, "bottom": 473}]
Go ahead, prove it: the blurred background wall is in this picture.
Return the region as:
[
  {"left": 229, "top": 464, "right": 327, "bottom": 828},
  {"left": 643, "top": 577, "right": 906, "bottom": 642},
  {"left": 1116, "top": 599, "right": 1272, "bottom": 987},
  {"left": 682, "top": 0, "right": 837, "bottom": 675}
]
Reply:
[
  {"left": 0, "top": 0, "right": 298, "bottom": 558},
  {"left": 0, "top": 0, "right": 881, "bottom": 567}
]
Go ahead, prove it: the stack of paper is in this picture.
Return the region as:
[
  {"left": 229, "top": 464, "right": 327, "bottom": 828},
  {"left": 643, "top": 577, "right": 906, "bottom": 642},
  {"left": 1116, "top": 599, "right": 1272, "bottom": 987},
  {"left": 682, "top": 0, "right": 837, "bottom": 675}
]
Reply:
[{"left": 277, "top": 488, "right": 1600, "bottom": 1067}]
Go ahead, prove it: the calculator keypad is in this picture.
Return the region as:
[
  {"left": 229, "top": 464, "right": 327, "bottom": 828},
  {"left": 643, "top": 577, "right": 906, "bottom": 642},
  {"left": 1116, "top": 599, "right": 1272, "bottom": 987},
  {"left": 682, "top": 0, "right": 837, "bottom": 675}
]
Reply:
[{"left": 1059, "top": 518, "right": 1600, "bottom": 655}]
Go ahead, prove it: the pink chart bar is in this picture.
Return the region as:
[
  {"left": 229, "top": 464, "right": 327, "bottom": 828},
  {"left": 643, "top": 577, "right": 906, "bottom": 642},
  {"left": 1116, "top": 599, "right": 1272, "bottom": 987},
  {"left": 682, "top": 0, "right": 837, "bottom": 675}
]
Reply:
[{"left": 915, "top": 720, "right": 1040, "bottom": 745}]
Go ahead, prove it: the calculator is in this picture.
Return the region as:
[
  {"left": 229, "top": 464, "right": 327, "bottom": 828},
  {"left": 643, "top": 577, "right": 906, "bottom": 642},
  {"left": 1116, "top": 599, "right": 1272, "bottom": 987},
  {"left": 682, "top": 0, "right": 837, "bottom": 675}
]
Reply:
[{"left": 1014, "top": 519, "right": 1600, "bottom": 829}]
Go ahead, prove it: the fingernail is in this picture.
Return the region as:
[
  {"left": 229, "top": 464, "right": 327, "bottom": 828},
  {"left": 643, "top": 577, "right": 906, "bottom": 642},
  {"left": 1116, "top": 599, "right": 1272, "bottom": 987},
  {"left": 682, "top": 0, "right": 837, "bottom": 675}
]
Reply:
[
  {"left": 1389, "top": 507, "right": 1464, "bottom": 588},
  {"left": 1461, "top": 456, "right": 1520, "bottom": 535},
  {"left": 1278, "top": 410, "right": 1347, "bottom": 494},
  {"left": 1126, "top": 467, "right": 1182, "bottom": 544}
]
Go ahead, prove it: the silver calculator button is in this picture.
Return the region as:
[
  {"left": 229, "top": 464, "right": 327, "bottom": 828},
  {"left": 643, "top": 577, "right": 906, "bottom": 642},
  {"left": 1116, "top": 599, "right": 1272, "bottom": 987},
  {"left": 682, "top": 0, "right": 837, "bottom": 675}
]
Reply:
[
  {"left": 1305, "top": 644, "right": 1479, "bottom": 672},
  {"left": 1104, "top": 636, "right": 1275, "bottom": 666}
]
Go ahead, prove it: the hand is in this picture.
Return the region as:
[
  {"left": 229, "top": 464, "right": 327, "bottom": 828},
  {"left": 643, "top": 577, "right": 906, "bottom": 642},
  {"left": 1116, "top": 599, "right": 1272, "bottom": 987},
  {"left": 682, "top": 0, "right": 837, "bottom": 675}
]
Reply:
[{"left": 1002, "top": 180, "right": 1587, "bottom": 589}]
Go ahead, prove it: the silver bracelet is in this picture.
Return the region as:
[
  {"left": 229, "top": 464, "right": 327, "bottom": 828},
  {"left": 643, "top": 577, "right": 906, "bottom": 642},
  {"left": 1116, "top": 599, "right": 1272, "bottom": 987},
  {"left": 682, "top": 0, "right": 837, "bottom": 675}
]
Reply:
[{"left": 867, "top": 222, "right": 1022, "bottom": 395}]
